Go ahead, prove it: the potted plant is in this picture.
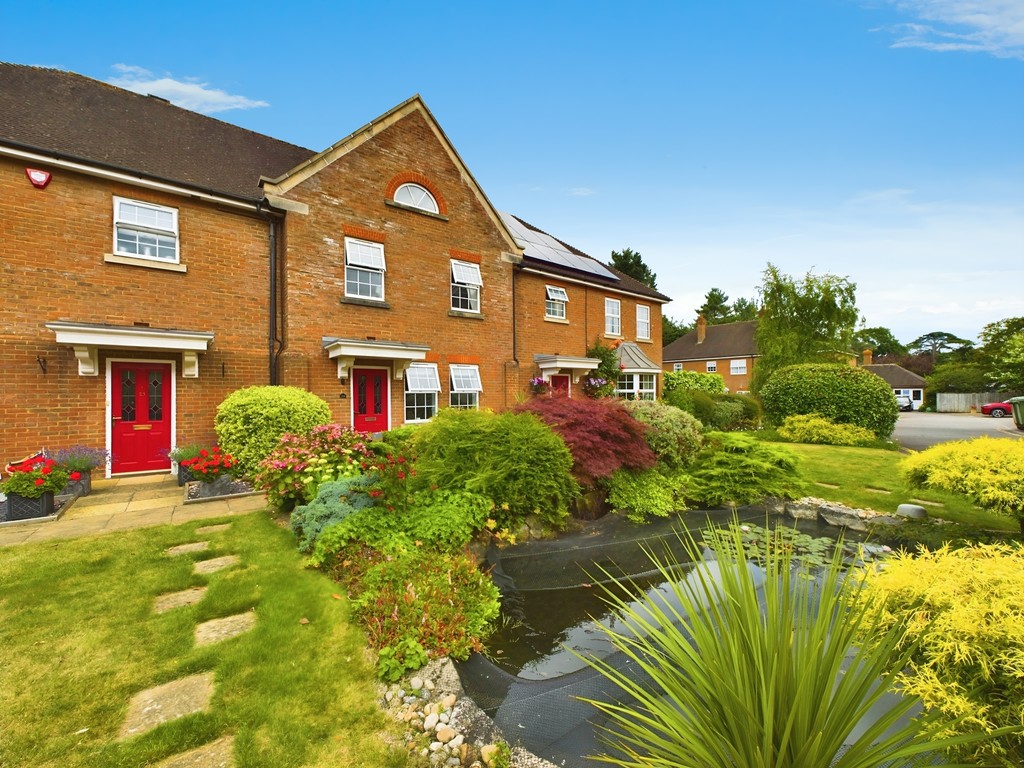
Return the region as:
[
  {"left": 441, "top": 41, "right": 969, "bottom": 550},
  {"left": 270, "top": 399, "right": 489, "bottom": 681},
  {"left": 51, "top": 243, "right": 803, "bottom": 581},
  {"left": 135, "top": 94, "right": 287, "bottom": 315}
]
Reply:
[
  {"left": 1, "top": 457, "right": 69, "bottom": 520},
  {"left": 529, "top": 376, "right": 550, "bottom": 396},
  {"left": 49, "top": 446, "right": 108, "bottom": 497},
  {"left": 181, "top": 446, "right": 239, "bottom": 498},
  {"left": 168, "top": 444, "right": 204, "bottom": 486},
  {"left": 581, "top": 376, "right": 614, "bottom": 399}
]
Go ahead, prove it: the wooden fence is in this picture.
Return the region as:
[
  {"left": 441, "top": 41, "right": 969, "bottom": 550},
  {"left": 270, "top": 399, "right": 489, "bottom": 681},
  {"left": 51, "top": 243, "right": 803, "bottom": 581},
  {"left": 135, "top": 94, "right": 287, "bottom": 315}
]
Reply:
[{"left": 936, "top": 392, "right": 1020, "bottom": 413}]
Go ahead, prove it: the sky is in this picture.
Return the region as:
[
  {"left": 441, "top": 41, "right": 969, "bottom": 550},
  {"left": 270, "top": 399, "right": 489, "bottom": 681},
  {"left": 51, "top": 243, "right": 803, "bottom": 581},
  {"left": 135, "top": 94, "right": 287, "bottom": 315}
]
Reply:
[{"left": 2, "top": 0, "right": 1022, "bottom": 345}]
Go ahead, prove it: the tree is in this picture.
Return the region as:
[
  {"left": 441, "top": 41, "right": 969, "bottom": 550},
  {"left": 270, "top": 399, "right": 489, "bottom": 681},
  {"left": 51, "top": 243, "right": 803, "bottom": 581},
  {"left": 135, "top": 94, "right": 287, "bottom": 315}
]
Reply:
[
  {"left": 729, "top": 296, "right": 758, "bottom": 322},
  {"left": 979, "top": 317, "right": 1024, "bottom": 392},
  {"left": 610, "top": 248, "right": 657, "bottom": 289},
  {"left": 924, "top": 363, "right": 991, "bottom": 394},
  {"left": 751, "top": 264, "right": 859, "bottom": 393},
  {"left": 908, "top": 331, "right": 973, "bottom": 361},
  {"left": 662, "top": 315, "right": 691, "bottom": 346},
  {"left": 698, "top": 288, "right": 732, "bottom": 324},
  {"left": 853, "top": 326, "right": 908, "bottom": 358}
]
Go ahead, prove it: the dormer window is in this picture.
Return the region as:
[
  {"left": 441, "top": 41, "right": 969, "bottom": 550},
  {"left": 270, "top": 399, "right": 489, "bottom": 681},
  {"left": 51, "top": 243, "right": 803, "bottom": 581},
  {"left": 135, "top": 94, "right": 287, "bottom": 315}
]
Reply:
[{"left": 394, "top": 183, "right": 439, "bottom": 214}]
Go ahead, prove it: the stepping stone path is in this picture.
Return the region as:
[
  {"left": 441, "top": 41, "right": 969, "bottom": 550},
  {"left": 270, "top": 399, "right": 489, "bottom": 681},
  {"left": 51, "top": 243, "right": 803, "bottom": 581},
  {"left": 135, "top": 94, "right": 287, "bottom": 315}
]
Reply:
[
  {"left": 154, "top": 587, "right": 208, "bottom": 614},
  {"left": 195, "top": 612, "right": 256, "bottom": 647},
  {"left": 121, "top": 523, "right": 244, "bottom": 765},
  {"left": 193, "top": 555, "right": 240, "bottom": 575},
  {"left": 119, "top": 672, "right": 216, "bottom": 739}
]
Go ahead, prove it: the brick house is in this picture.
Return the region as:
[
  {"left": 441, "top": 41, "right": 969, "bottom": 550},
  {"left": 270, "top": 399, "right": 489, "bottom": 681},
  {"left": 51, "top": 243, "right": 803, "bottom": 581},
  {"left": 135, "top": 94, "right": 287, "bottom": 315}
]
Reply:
[
  {"left": 0, "top": 63, "right": 667, "bottom": 475},
  {"left": 662, "top": 317, "right": 758, "bottom": 393},
  {"left": 861, "top": 350, "right": 926, "bottom": 410}
]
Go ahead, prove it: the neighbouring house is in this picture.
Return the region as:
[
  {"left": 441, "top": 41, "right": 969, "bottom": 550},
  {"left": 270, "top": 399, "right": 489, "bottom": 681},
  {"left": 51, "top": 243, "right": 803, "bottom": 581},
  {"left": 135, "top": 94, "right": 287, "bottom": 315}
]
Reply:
[
  {"left": 662, "top": 317, "right": 758, "bottom": 393},
  {"left": 0, "top": 63, "right": 668, "bottom": 475},
  {"left": 861, "top": 349, "right": 926, "bottom": 410}
]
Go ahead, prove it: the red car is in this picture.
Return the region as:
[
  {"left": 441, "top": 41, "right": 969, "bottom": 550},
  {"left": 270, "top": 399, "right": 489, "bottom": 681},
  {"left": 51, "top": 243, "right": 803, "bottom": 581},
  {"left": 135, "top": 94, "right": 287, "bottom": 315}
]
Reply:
[{"left": 981, "top": 401, "right": 1013, "bottom": 418}]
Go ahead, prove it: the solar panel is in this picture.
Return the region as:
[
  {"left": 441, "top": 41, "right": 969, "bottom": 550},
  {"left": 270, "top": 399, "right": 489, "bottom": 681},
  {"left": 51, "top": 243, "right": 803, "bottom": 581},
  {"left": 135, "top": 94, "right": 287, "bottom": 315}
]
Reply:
[{"left": 501, "top": 212, "right": 618, "bottom": 281}]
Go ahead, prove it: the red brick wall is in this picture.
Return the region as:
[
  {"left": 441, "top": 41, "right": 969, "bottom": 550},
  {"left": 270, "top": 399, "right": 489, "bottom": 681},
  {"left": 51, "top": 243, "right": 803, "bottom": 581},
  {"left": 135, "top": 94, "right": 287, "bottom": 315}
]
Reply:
[
  {"left": 665, "top": 357, "right": 757, "bottom": 393},
  {"left": 277, "top": 109, "right": 518, "bottom": 428},
  {"left": 0, "top": 156, "right": 269, "bottom": 463}
]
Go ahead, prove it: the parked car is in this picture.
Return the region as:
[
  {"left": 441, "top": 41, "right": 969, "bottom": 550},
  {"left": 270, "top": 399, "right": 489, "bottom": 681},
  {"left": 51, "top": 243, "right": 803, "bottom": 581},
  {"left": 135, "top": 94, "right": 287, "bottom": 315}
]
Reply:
[
  {"left": 980, "top": 401, "right": 1013, "bottom": 418},
  {"left": 895, "top": 395, "right": 913, "bottom": 412}
]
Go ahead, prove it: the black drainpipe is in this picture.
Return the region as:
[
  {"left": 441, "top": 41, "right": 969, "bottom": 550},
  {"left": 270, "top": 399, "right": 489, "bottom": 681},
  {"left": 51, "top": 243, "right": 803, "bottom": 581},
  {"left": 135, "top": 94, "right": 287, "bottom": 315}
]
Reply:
[{"left": 257, "top": 201, "right": 283, "bottom": 385}]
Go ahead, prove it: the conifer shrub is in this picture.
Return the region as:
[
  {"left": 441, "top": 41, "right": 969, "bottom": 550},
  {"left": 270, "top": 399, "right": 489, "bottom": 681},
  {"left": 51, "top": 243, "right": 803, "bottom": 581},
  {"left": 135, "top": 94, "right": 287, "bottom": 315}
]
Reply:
[
  {"left": 623, "top": 399, "right": 703, "bottom": 468},
  {"left": 901, "top": 436, "right": 1024, "bottom": 533},
  {"left": 606, "top": 464, "right": 690, "bottom": 523},
  {"left": 778, "top": 414, "right": 877, "bottom": 446},
  {"left": 215, "top": 386, "right": 332, "bottom": 477},
  {"left": 860, "top": 543, "right": 1024, "bottom": 764},
  {"left": 682, "top": 432, "right": 805, "bottom": 508},
  {"left": 411, "top": 408, "right": 577, "bottom": 530},
  {"left": 516, "top": 396, "right": 656, "bottom": 487},
  {"left": 760, "top": 363, "right": 898, "bottom": 439},
  {"left": 290, "top": 475, "right": 376, "bottom": 552}
]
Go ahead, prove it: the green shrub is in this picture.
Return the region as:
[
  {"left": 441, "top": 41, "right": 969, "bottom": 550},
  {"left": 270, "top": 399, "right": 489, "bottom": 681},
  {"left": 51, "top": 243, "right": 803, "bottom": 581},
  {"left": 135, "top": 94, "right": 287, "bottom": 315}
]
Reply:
[
  {"left": 662, "top": 387, "right": 694, "bottom": 413},
  {"left": 254, "top": 423, "right": 372, "bottom": 510},
  {"left": 861, "top": 543, "right": 1024, "bottom": 764},
  {"left": 682, "top": 432, "right": 805, "bottom": 508},
  {"left": 778, "top": 414, "right": 876, "bottom": 446},
  {"left": 720, "top": 392, "right": 762, "bottom": 427},
  {"left": 709, "top": 398, "right": 745, "bottom": 431},
  {"left": 401, "top": 489, "right": 494, "bottom": 553},
  {"left": 414, "top": 409, "right": 578, "bottom": 530},
  {"left": 760, "top": 363, "right": 898, "bottom": 439},
  {"left": 663, "top": 369, "right": 725, "bottom": 394},
  {"left": 866, "top": 519, "right": 1021, "bottom": 552},
  {"left": 340, "top": 547, "right": 501, "bottom": 678},
  {"left": 606, "top": 464, "right": 689, "bottom": 523},
  {"left": 623, "top": 400, "right": 703, "bottom": 468},
  {"left": 367, "top": 425, "right": 421, "bottom": 460},
  {"left": 290, "top": 475, "right": 375, "bottom": 552},
  {"left": 581, "top": 521, "right": 986, "bottom": 767},
  {"left": 215, "top": 386, "right": 331, "bottom": 477}
]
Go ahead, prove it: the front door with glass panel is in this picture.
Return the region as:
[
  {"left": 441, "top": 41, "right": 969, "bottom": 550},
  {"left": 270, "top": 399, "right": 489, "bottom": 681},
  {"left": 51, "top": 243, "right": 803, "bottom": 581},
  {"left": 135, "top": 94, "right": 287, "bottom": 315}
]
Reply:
[
  {"left": 550, "top": 374, "right": 570, "bottom": 396},
  {"left": 352, "top": 368, "right": 389, "bottom": 433},
  {"left": 111, "top": 362, "right": 172, "bottom": 473}
]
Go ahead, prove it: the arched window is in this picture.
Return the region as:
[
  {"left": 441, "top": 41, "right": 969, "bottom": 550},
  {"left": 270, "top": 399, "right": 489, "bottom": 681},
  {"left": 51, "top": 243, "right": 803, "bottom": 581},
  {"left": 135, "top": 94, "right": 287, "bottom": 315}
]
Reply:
[{"left": 394, "top": 183, "right": 439, "bottom": 214}]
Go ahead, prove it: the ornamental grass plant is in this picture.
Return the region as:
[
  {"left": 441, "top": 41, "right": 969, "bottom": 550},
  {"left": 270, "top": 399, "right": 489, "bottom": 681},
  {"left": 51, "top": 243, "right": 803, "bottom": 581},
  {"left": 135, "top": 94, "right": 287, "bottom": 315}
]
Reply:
[{"left": 580, "top": 521, "right": 1003, "bottom": 768}]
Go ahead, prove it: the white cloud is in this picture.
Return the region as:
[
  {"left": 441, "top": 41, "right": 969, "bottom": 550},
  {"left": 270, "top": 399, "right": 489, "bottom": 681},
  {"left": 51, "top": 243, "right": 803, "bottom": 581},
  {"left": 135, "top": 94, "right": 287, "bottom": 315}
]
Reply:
[
  {"left": 876, "top": 1, "right": 1024, "bottom": 59},
  {"left": 569, "top": 187, "right": 597, "bottom": 196},
  {"left": 107, "top": 64, "right": 269, "bottom": 114}
]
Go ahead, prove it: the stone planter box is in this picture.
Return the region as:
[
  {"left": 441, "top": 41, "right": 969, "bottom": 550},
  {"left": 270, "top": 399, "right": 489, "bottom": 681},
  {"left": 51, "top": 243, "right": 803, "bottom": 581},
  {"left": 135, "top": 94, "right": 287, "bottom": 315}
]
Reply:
[
  {"left": 3, "top": 491, "right": 55, "bottom": 521},
  {"left": 62, "top": 471, "right": 93, "bottom": 497}
]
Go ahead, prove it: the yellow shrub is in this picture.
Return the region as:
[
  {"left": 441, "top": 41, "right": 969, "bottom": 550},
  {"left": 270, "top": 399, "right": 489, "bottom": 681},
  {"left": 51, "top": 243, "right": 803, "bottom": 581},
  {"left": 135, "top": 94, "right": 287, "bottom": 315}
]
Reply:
[
  {"left": 860, "top": 543, "right": 1024, "bottom": 762},
  {"left": 778, "top": 413, "right": 876, "bottom": 446},
  {"left": 901, "top": 436, "right": 1024, "bottom": 531}
]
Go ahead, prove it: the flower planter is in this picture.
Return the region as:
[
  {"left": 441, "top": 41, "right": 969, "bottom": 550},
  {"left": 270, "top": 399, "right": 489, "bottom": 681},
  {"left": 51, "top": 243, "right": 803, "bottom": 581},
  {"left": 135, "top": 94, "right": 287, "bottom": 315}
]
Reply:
[
  {"left": 62, "top": 471, "right": 92, "bottom": 497},
  {"left": 177, "top": 464, "right": 196, "bottom": 487},
  {"left": 197, "top": 475, "right": 236, "bottom": 498},
  {"left": 4, "top": 491, "right": 55, "bottom": 521}
]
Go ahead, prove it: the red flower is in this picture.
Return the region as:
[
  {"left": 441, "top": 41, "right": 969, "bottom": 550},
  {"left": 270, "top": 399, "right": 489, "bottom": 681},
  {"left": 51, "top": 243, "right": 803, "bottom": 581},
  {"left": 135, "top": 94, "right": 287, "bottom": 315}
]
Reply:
[
  {"left": 34, "top": 478, "right": 45, "bottom": 486},
  {"left": 70, "top": 471, "right": 82, "bottom": 481},
  {"left": 41, "top": 465, "right": 52, "bottom": 475},
  {"left": 396, "top": 471, "right": 406, "bottom": 480}
]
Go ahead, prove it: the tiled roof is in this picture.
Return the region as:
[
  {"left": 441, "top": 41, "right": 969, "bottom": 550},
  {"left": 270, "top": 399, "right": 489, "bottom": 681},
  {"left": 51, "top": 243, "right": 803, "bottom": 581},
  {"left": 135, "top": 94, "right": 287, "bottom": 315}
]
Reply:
[
  {"left": 511, "top": 215, "right": 671, "bottom": 302},
  {"left": 863, "top": 364, "right": 926, "bottom": 388},
  {"left": 0, "top": 63, "right": 314, "bottom": 201},
  {"left": 663, "top": 320, "right": 758, "bottom": 361}
]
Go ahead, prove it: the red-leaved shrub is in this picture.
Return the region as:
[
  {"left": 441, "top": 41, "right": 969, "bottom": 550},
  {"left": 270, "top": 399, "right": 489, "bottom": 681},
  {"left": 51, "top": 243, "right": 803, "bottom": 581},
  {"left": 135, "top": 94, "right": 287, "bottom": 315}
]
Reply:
[{"left": 515, "top": 397, "right": 656, "bottom": 486}]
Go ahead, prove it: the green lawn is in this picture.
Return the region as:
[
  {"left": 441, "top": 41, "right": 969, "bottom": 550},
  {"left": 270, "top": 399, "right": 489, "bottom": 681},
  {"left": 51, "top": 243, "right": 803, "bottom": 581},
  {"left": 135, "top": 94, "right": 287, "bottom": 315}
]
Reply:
[
  {"left": 785, "top": 443, "right": 1018, "bottom": 531},
  {"left": 0, "top": 513, "right": 411, "bottom": 768}
]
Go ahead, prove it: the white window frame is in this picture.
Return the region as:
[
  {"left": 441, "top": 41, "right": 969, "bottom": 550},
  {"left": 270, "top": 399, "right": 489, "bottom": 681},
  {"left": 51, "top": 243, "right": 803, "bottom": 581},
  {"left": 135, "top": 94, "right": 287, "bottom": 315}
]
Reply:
[
  {"left": 394, "top": 183, "right": 439, "bottom": 214},
  {"left": 404, "top": 363, "right": 441, "bottom": 423},
  {"left": 450, "top": 260, "right": 482, "bottom": 313},
  {"left": 673, "top": 362, "right": 683, "bottom": 372},
  {"left": 706, "top": 361, "right": 718, "bottom": 373},
  {"left": 605, "top": 298, "right": 621, "bottom": 336},
  {"left": 616, "top": 372, "right": 656, "bottom": 401},
  {"left": 636, "top": 304, "right": 651, "bottom": 340},
  {"left": 345, "top": 237, "right": 386, "bottom": 301},
  {"left": 450, "top": 364, "right": 482, "bottom": 410},
  {"left": 113, "top": 197, "right": 179, "bottom": 264},
  {"left": 730, "top": 359, "right": 747, "bottom": 375},
  {"left": 545, "top": 285, "right": 569, "bottom": 320}
]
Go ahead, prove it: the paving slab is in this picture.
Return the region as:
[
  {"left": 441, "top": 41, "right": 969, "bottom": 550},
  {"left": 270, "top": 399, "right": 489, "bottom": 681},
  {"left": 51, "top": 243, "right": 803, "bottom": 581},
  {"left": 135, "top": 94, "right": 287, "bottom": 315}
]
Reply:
[
  {"left": 151, "top": 735, "right": 234, "bottom": 768},
  {"left": 154, "top": 587, "right": 208, "bottom": 614},
  {"left": 193, "top": 555, "right": 240, "bottom": 575},
  {"left": 227, "top": 495, "right": 266, "bottom": 513},
  {"left": 166, "top": 541, "right": 210, "bottom": 557},
  {"left": 119, "top": 672, "right": 215, "bottom": 739},
  {"left": 195, "top": 612, "right": 256, "bottom": 646},
  {"left": 195, "top": 524, "right": 232, "bottom": 535}
]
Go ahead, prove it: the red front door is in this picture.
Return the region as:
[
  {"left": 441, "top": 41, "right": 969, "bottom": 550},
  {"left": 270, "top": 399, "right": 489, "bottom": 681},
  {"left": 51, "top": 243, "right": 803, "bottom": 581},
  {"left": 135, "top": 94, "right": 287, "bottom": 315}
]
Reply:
[
  {"left": 550, "top": 374, "right": 571, "bottom": 396},
  {"left": 111, "top": 362, "right": 172, "bottom": 474},
  {"left": 352, "top": 368, "right": 389, "bottom": 433}
]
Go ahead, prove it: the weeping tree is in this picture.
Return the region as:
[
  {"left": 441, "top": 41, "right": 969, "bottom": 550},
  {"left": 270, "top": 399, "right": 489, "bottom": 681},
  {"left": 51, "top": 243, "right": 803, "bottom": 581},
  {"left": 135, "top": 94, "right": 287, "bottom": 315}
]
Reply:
[{"left": 752, "top": 264, "right": 860, "bottom": 393}]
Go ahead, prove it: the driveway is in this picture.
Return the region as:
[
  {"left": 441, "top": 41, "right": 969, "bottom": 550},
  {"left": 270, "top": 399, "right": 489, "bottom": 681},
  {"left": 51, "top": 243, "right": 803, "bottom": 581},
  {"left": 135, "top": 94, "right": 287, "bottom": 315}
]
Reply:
[{"left": 893, "top": 410, "right": 1023, "bottom": 451}]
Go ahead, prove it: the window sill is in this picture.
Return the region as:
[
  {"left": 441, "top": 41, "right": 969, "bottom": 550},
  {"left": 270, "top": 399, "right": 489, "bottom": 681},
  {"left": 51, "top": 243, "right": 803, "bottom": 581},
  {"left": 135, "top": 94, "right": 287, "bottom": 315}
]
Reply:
[
  {"left": 104, "top": 253, "right": 187, "bottom": 273},
  {"left": 448, "top": 310, "right": 485, "bottom": 320},
  {"left": 385, "top": 200, "right": 449, "bottom": 222},
  {"left": 544, "top": 316, "right": 570, "bottom": 324},
  {"left": 636, "top": 337, "right": 653, "bottom": 344},
  {"left": 341, "top": 297, "right": 392, "bottom": 309},
  {"left": 604, "top": 333, "right": 622, "bottom": 340}
]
